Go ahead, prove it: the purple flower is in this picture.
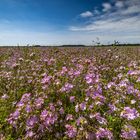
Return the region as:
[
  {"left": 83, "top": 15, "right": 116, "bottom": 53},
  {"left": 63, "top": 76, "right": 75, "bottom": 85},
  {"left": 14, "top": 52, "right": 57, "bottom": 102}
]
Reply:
[
  {"left": 73, "top": 70, "right": 81, "bottom": 76},
  {"left": 7, "top": 110, "right": 20, "bottom": 127},
  {"left": 41, "top": 76, "right": 52, "bottom": 84},
  {"left": 61, "top": 66, "right": 68, "bottom": 75},
  {"left": 26, "top": 131, "right": 35, "bottom": 138},
  {"left": 79, "top": 102, "right": 86, "bottom": 111},
  {"left": 16, "top": 101, "right": 24, "bottom": 108},
  {"left": 85, "top": 73, "right": 99, "bottom": 84},
  {"left": 70, "top": 96, "right": 75, "bottom": 103},
  {"left": 34, "top": 97, "right": 44, "bottom": 109},
  {"left": 75, "top": 104, "right": 79, "bottom": 112},
  {"left": 1, "top": 94, "right": 9, "bottom": 99},
  {"left": 20, "top": 93, "right": 31, "bottom": 103},
  {"left": 60, "top": 83, "right": 74, "bottom": 93},
  {"left": 96, "top": 128, "right": 113, "bottom": 140},
  {"left": 40, "top": 110, "right": 58, "bottom": 127},
  {"left": 26, "top": 115, "right": 38, "bottom": 129},
  {"left": 25, "top": 104, "right": 32, "bottom": 113},
  {"left": 121, "top": 125, "right": 137, "bottom": 139},
  {"left": 94, "top": 113, "right": 107, "bottom": 125},
  {"left": 59, "top": 107, "right": 64, "bottom": 114},
  {"left": 107, "top": 82, "right": 115, "bottom": 89},
  {"left": 65, "top": 124, "right": 77, "bottom": 138},
  {"left": 49, "top": 104, "right": 55, "bottom": 112},
  {"left": 76, "top": 116, "right": 87, "bottom": 126},
  {"left": 12, "top": 110, "right": 20, "bottom": 120},
  {"left": 66, "top": 114, "right": 73, "bottom": 121},
  {"left": 120, "top": 107, "right": 139, "bottom": 120},
  {"left": 108, "top": 104, "right": 117, "bottom": 113}
]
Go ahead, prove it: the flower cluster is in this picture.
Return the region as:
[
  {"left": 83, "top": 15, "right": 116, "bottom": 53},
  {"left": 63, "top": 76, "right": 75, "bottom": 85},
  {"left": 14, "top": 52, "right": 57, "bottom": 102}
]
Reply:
[{"left": 0, "top": 47, "right": 140, "bottom": 139}]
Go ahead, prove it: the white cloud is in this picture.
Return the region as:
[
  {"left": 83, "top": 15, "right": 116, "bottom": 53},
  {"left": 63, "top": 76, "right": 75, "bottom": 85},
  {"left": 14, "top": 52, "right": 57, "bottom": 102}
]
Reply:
[
  {"left": 102, "top": 3, "right": 112, "bottom": 12},
  {"left": 80, "top": 11, "right": 93, "bottom": 18},
  {"left": 69, "top": 0, "right": 140, "bottom": 44},
  {"left": 121, "top": 5, "right": 140, "bottom": 15},
  {"left": 115, "top": 1, "right": 124, "bottom": 8}
]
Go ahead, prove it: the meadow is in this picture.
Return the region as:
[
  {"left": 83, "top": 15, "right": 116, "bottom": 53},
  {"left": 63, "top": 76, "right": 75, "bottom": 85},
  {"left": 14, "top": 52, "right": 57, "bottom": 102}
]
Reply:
[{"left": 0, "top": 46, "right": 140, "bottom": 140}]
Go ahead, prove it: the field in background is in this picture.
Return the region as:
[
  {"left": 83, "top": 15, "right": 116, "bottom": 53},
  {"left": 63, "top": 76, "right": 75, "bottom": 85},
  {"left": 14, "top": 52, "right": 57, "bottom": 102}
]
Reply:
[{"left": 1, "top": 46, "right": 140, "bottom": 139}]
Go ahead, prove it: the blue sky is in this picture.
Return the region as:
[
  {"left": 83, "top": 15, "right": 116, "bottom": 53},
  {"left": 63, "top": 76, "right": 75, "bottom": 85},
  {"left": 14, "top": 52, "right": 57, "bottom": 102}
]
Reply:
[{"left": 0, "top": 0, "right": 140, "bottom": 45}]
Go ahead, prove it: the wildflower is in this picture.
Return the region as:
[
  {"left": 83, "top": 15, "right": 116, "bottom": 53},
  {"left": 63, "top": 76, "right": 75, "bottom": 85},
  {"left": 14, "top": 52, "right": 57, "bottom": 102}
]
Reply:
[
  {"left": 120, "top": 107, "right": 139, "bottom": 120},
  {"left": 26, "top": 131, "right": 35, "bottom": 138},
  {"left": 70, "top": 96, "right": 75, "bottom": 103},
  {"left": 73, "top": 70, "right": 81, "bottom": 76},
  {"left": 26, "top": 115, "right": 38, "bottom": 129},
  {"left": 1, "top": 94, "right": 9, "bottom": 99},
  {"left": 94, "top": 113, "right": 107, "bottom": 125},
  {"left": 66, "top": 114, "right": 73, "bottom": 121},
  {"left": 34, "top": 97, "right": 44, "bottom": 109},
  {"left": 75, "top": 104, "right": 79, "bottom": 112},
  {"left": 121, "top": 125, "right": 137, "bottom": 139},
  {"left": 49, "top": 104, "right": 55, "bottom": 112},
  {"left": 65, "top": 124, "right": 77, "bottom": 138},
  {"left": 25, "top": 104, "right": 32, "bottom": 113},
  {"left": 60, "top": 83, "right": 74, "bottom": 93},
  {"left": 131, "top": 100, "right": 136, "bottom": 104},
  {"left": 59, "top": 107, "right": 64, "bottom": 114},
  {"left": 11, "top": 110, "right": 20, "bottom": 120},
  {"left": 20, "top": 93, "right": 31, "bottom": 103},
  {"left": 108, "top": 104, "right": 117, "bottom": 113},
  {"left": 85, "top": 74, "right": 94, "bottom": 84},
  {"left": 76, "top": 116, "right": 87, "bottom": 126},
  {"left": 41, "top": 76, "right": 52, "bottom": 84},
  {"left": 96, "top": 128, "right": 113, "bottom": 140},
  {"left": 79, "top": 102, "right": 86, "bottom": 111},
  {"left": 40, "top": 110, "right": 58, "bottom": 127}
]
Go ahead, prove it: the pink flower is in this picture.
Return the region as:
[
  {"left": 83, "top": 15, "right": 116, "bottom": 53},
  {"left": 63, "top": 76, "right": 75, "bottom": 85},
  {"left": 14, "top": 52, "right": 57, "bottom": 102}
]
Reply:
[
  {"left": 66, "top": 114, "right": 73, "bottom": 121},
  {"left": 70, "top": 96, "right": 75, "bottom": 103},
  {"left": 1, "top": 94, "right": 9, "bottom": 99},
  {"left": 65, "top": 124, "right": 77, "bottom": 138},
  {"left": 79, "top": 102, "right": 86, "bottom": 111},
  {"left": 60, "top": 83, "right": 74, "bottom": 93}
]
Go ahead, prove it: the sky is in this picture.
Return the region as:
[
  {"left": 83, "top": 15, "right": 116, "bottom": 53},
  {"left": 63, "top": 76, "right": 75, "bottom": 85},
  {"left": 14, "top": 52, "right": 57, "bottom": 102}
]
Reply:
[{"left": 0, "top": 0, "right": 140, "bottom": 45}]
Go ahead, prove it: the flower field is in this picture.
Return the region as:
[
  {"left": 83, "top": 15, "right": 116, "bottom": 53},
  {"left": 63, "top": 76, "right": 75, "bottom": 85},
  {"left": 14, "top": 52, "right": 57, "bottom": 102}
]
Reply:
[{"left": 0, "top": 47, "right": 140, "bottom": 139}]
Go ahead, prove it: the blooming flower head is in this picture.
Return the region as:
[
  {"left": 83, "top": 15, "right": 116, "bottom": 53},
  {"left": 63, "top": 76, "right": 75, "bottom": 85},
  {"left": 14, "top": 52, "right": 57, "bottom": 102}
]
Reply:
[
  {"left": 40, "top": 110, "right": 58, "bottom": 128},
  {"left": 96, "top": 128, "right": 113, "bottom": 140},
  {"left": 41, "top": 76, "right": 52, "bottom": 84},
  {"left": 94, "top": 113, "right": 107, "bottom": 125},
  {"left": 120, "top": 107, "right": 139, "bottom": 120},
  {"left": 66, "top": 114, "right": 73, "bottom": 121},
  {"left": 70, "top": 96, "right": 75, "bottom": 103},
  {"left": 60, "top": 83, "right": 74, "bottom": 93},
  {"left": 7, "top": 110, "right": 20, "bottom": 127},
  {"left": 65, "top": 124, "right": 77, "bottom": 138},
  {"left": 34, "top": 97, "right": 44, "bottom": 109},
  {"left": 76, "top": 116, "right": 87, "bottom": 126},
  {"left": 1, "top": 94, "right": 9, "bottom": 99},
  {"left": 75, "top": 104, "right": 79, "bottom": 112},
  {"left": 25, "top": 131, "right": 35, "bottom": 138},
  {"left": 108, "top": 104, "right": 117, "bottom": 113},
  {"left": 79, "top": 102, "right": 86, "bottom": 111},
  {"left": 26, "top": 115, "right": 38, "bottom": 129},
  {"left": 25, "top": 104, "right": 32, "bottom": 113},
  {"left": 121, "top": 125, "right": 137, "bottom": 139},
  {"left": 59, "top": 107, "right": 64, "bottom": 114},
  {"left": 20, "top": 93, "right": 31, "bottom": 103}
]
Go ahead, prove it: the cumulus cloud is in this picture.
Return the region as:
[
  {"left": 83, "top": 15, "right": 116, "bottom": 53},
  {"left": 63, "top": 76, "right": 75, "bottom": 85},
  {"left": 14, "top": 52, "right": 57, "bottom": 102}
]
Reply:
[
  {"left": 115, "top": 1, "right": 124, "bottom": 8},
  {"left": 80, "top": 11, "right": 93, "bottom": 18},
  {"left": 102, "top": 3, "right": 112, "bottom": 12}
]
